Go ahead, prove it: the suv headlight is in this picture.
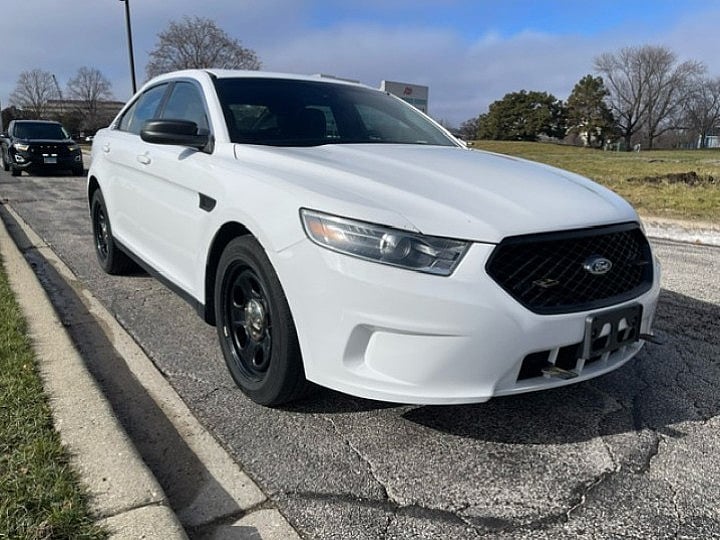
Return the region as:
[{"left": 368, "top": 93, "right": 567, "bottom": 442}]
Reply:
[
  {"left": 68, "top": 144, "right": 80, "bottom": 152},
  {"left": 13, "top": 143, "right": 29, "bottom": 152},
  {"left": 301, "top": 209, "right": 469, "bottom": 276}
]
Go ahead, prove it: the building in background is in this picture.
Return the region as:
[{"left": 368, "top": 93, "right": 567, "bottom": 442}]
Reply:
[{"left": 380, "top": 81, "right": 429, "bottom": 113}]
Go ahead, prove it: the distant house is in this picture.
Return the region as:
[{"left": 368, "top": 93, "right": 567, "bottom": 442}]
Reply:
[{"left": 698, "top": 128, "right": 720, "bottom": 149}]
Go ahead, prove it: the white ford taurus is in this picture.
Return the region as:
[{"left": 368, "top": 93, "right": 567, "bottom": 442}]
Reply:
[{"left": 88, "top": 69, "right": 661, "bottom": 406}]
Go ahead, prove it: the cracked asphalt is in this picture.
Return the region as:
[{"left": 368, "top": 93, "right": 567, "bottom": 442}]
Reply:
[{"left": 1, "top": 171, "right": 719, "bottom": 539}]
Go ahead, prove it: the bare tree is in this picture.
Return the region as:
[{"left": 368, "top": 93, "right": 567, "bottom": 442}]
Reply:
[
  {"left": 595, "top": 45, "right": 704, "bottom": 149},
  {"left": 9, "top": 69, "right": 60, "bottom": 118},
  {"left": 67, "top": 67, "right": 114, "bottom": 131},
  {"left": 146, "top": 16, "right": 261, "bottom": 79},
  {"left": 684, "top": 77, "right": 720, "bottom": 148}
]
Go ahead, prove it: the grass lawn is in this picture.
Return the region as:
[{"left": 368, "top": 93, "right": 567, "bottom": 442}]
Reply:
[
  {"left": 0, "top": 256, "right": 105, "bottom": 539},
  {"left": 471, "top": 141, "right": 720, "bottom": 224}
]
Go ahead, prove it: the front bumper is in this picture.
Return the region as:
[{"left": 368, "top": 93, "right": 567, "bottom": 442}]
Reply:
[
  {"left": 11, "top": 149, "right": 83, "bottom": 171},
  {"left": 273, "top": 238, "right": 661, "bottom": 405}
]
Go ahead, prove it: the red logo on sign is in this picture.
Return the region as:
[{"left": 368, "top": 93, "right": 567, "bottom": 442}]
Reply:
[{"left": 403, "top": 87, "right": 412, "bottom": 96}]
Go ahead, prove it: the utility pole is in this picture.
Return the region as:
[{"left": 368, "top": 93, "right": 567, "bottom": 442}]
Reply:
[
  {"left": 119, "top": 0, "right": 137, "bottom": 94},
  {"left": 52, "top": 74, "right": 64, "bottom": 119}
]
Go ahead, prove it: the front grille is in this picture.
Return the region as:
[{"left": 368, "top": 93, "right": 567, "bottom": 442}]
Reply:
[
  {"left": 29, "top": 144, "right": 70, "bottom": 156},
  {"left": 486, "top": 222, "right": 653, "bottom": 314}
]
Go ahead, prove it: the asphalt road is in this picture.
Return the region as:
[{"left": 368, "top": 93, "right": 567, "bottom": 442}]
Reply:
[{"left": 1, "top": 170, "right": 719, "bottom": 539}]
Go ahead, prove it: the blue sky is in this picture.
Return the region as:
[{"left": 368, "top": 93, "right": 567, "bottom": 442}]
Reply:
[{"left": 2, "top": 1, "right": 719, "bottom": 126}]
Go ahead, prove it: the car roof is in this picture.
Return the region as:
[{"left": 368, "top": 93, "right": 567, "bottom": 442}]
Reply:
[
  {"left": 146, "top": 69, "right": 368, "bottom": 90},
  {"left": 12, "top": 120, "right": 62, "bottom": 125}
]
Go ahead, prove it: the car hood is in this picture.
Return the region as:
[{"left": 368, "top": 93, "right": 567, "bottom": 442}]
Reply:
[{"left": 233, "top": 144, "right": 638, "bottom": 243}]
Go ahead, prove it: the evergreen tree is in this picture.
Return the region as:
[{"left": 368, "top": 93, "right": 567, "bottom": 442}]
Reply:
[
  {"left": 476, "top": 91, "right": 566, "bottom": 141},
  {"left": 566, "top": 75, "right": 615, "bottom": 147}
]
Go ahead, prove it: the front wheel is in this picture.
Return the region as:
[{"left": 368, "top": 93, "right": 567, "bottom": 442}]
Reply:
[
  {"left": 214, "top": 236, "right": 307, "bottom": 406},
  {"left": 72, "top": 165, "right": 85, "bottom": 176},
  {"left": 10, "top": 165, "right": 20, "bottom": 177},
  {"left": 1, "top": 152, "right": 8, "bottom": 171}
]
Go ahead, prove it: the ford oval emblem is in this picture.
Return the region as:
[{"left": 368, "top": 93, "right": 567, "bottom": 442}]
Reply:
[{"left": 583, "top": 256, "right": 613, "bottom": 275}]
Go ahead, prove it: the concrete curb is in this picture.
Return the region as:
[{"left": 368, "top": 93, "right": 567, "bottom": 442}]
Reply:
[
  {"left": 0, "top": 211, "right": 187, "bottom": 538},
  {"left": 642, "top": 216, "right": 720, "bottom": 247}
]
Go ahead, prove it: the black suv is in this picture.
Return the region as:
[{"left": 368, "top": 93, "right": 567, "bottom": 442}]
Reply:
[{"left": 1, "top": 120, "right": 84, "bottom": 176}]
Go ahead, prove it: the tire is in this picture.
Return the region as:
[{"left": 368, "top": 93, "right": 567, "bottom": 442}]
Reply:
[
  {"left": 1, "top": 152, "right": 8, "bottom": 171},
  {"left": 72, "top": 165, "right": 85, "bottom": 176},
  {"left": 10, "top": 166, "right": 20, "bottom": 177},
  {"left": 90, "top": 190, "right": 134, "bottom": 275},
  {"left": 215, "top": 236, "right": 307, "bottom": 406}
]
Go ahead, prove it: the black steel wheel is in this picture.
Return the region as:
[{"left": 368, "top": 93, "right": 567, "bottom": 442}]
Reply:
[
  {"left": 215, "top": 236, "right": 307, "bottom": 406},
  {"left": 91, "top": 190, "right": 133, "bottom": 274}
]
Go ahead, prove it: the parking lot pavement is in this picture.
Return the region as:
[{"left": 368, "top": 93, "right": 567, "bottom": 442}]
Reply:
[{"left": 1, "top": 169, "right": 719, "bottom": 539}]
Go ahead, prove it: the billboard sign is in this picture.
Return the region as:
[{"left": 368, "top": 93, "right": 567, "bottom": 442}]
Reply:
[{"left": 380, "top": 80, "right": 429, "bottom": 113}]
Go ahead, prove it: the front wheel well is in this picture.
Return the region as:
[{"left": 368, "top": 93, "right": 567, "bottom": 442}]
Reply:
[{"left": 203, "top": 222, "right": 252, "bottom": 325}]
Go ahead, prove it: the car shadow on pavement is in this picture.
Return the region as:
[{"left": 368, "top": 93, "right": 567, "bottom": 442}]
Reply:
[{"left": 402, "top": 289, "right": 720, "bottom": 444}]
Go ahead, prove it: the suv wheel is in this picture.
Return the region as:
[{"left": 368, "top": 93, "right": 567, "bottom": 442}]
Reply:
[
  {"left": 1, "top": 153, "right": 8, "bottom": 172},
  {"left": 215, "top": 236, "right": 308, "bottom": 406},
  {"left": 10, "top": 165, "right": 20, "bottom": 177}
]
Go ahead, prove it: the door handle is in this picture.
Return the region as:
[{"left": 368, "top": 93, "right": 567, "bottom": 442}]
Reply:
[
  {"left": 136, "top": 154, "right": 151, "bottom": 165},
  {"left": 102, "top": 144, "right": 110, "bottom": 153}
]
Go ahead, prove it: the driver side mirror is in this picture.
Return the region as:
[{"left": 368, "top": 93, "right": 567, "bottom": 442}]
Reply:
[{"left": 140, "top": 119, "right": 211, "bottom": 151}]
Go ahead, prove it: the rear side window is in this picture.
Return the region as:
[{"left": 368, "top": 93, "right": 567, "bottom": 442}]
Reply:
[
  {"left": 118, "top": 84, "right": 168, "bottom": 135},
  {"left": 161, "top": 82, "right": 209, "bottom": 132}
]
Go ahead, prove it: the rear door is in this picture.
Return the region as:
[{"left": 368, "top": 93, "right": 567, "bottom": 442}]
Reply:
[{"left": 100, "top": 83, "right": 169, "bottom": 255}]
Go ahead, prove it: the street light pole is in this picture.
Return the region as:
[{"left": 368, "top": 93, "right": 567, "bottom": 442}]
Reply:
[{"left": 119, "top": 0, "right": 137, "bottom": 94}]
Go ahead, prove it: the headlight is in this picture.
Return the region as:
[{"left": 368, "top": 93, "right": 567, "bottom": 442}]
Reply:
[
  {"left": 301, "top": 209, "right": 469, "bottom": 276},
  {"left": 13, "top": 143, "right": 29, "bottom": 152},
  {"left": 68, "top": 144, "right": 80, "bottom": 152}
]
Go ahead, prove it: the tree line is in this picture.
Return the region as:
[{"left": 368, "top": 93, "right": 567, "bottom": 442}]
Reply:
[
  {"left": 2, "top": 67, "right": 116, "bottom": 135},
  {"left": 459, "top": 44, "right": 720, "bottom": 150},
  {"left": 2, "top": 16, "right": 260, "bottom": 134}
]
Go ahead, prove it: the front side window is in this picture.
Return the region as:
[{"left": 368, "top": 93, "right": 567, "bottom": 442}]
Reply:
[
  {"left": 161, "top": 82, "right": 209, "bottom": 132},
  {"left": 214, "top": 78, "right": 456, "bottom": 147},
  {"left": 118, "top": 84, "right": 168, "bottom": 135}
]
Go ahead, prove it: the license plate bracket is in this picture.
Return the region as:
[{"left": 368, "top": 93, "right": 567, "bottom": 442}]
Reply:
[
  {"left": 582, "top": 304, "right": 643, "bottom": 359},
  {"left": 44, "top": 156, "right": 57, "bottom": 164}
]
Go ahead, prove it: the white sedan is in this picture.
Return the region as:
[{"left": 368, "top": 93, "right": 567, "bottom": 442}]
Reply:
[{"left": 88, "top": 69, "right": 660, "bottom": 406}]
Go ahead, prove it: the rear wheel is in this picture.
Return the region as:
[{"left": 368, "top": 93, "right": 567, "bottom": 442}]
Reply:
[
  {"left": 215, "top": 236, "right": 307, "bottom": 406},
  {"left": 91, "top": 190, "right": 134, "bottom": 274}
]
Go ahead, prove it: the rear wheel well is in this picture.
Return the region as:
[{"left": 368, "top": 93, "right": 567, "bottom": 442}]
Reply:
[
  {"left": 204, "top": 222, "right": 251, "bottom": 325},
  {"left": 87, "top": 176, "right": 100, "bottom": 208}
]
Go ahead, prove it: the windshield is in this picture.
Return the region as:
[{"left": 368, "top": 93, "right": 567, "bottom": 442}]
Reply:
[
  {"left": 14, "top": 122, "right": 69, "bottom": 140},
  {"left": 213, "top": 78, "right": 457, "bottom": 147}
]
